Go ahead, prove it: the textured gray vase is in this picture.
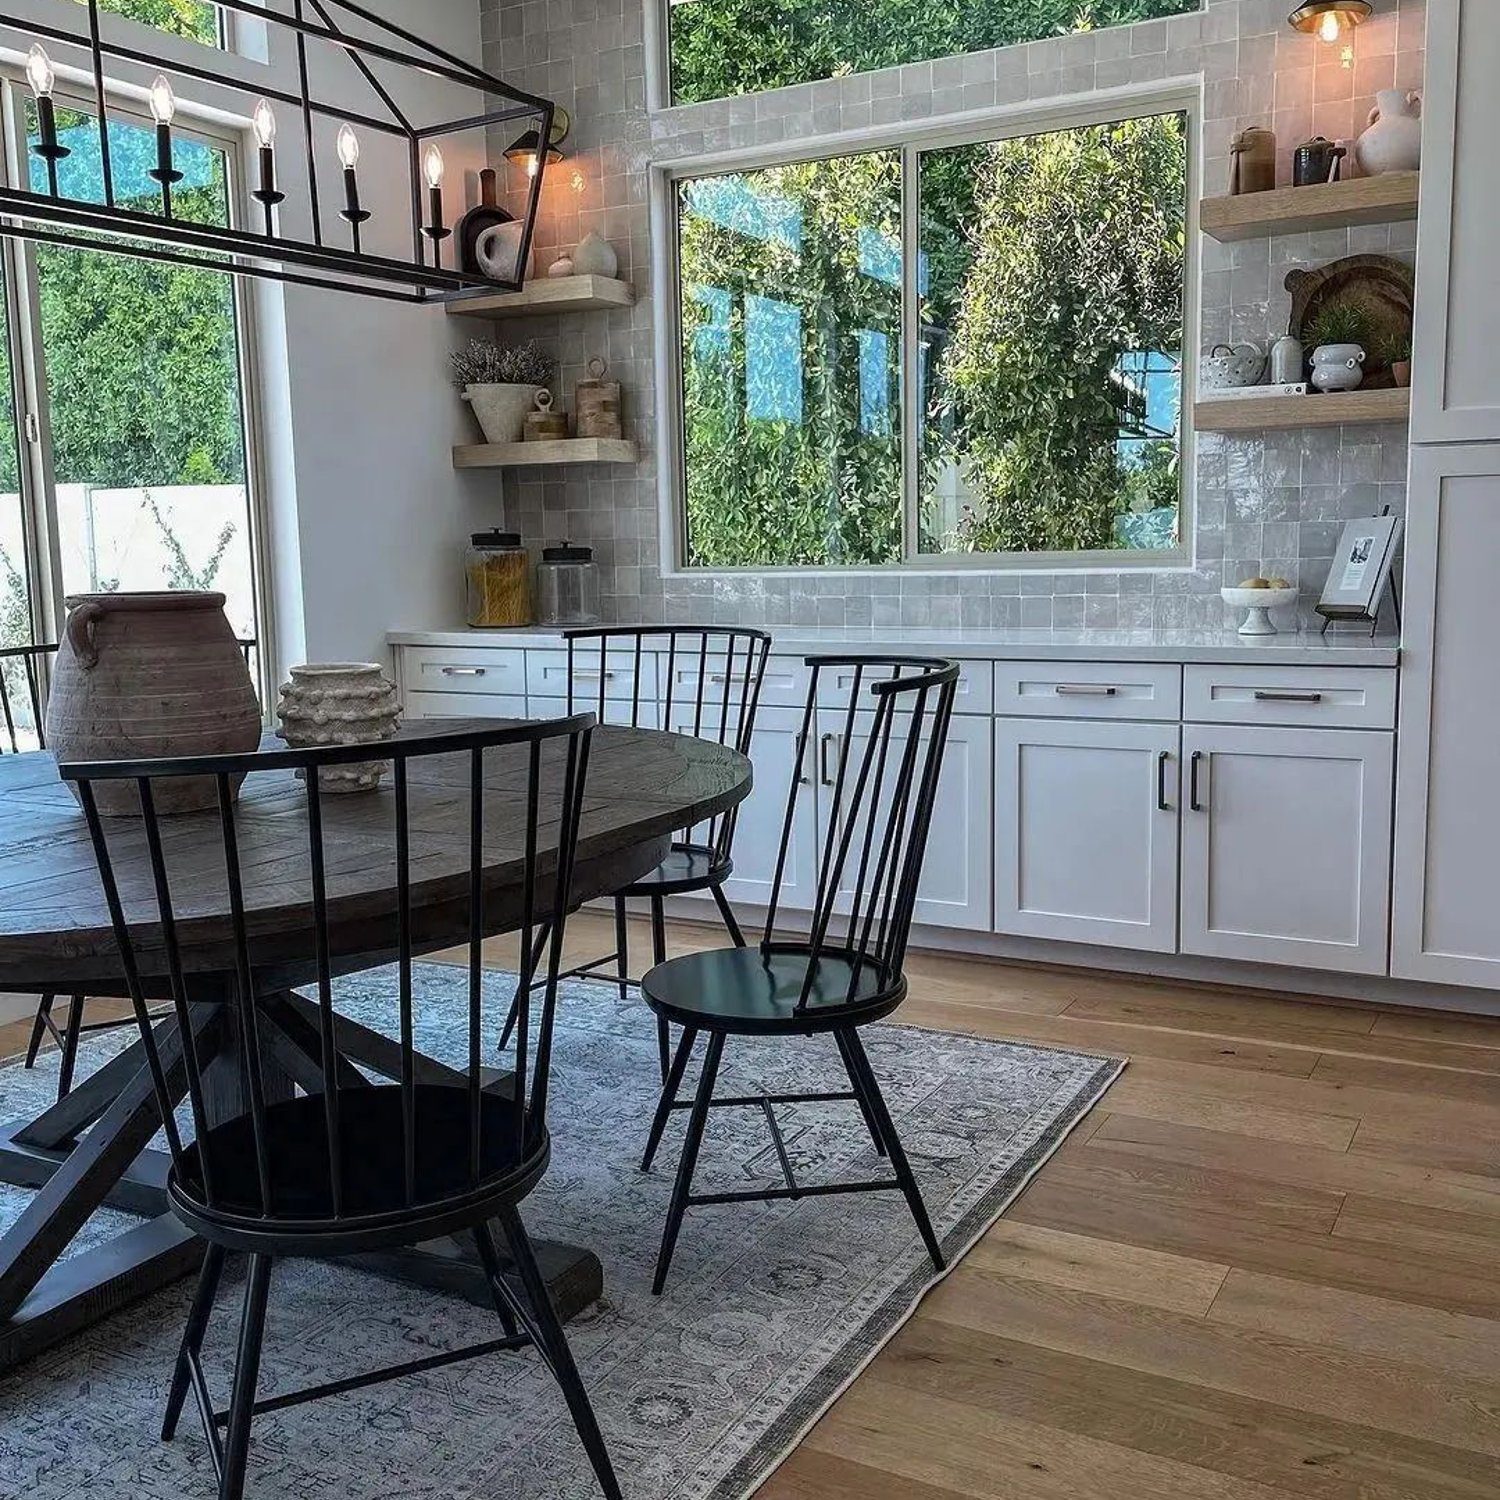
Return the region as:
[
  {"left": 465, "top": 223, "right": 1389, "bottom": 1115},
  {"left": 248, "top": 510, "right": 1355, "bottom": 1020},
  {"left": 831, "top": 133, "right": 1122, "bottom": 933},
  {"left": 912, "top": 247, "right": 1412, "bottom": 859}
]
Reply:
[{"left": 277, "top": 663, "right": 401, "bottom": 792}]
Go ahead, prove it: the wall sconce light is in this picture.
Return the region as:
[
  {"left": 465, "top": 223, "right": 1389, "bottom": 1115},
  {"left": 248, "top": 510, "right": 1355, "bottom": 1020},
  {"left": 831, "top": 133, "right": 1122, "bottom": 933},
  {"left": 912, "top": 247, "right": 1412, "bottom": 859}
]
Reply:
[
  {"left": 1288, "top": 2, "right": 1372, "bottom": 46},
  {"left": 504, "top": 106, "right": 571, "bottom": 179}
]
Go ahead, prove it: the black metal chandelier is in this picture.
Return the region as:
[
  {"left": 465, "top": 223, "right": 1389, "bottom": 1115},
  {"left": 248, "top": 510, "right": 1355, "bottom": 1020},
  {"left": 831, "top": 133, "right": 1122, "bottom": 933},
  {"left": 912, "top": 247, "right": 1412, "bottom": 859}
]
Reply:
[{"left": 0, "top": 0, "right": 557, "bottom": 303}]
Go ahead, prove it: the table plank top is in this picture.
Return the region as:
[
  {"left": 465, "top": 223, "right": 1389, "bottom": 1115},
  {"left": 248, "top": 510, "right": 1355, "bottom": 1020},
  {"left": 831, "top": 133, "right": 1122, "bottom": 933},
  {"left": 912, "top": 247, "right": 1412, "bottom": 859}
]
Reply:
[{"left": 0, "top": 721, "right": 751, "bottom": 991}]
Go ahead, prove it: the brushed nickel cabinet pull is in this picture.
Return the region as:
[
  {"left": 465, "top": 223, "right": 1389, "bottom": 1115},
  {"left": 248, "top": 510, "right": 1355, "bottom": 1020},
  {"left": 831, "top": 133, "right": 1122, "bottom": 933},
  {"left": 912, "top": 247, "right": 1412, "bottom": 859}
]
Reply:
[
  {"left": 441, "top": 666, "right": 486, "bottom": 677},
  {"left": 1253, "top": 690, "right": 1323, "bottom": 703},
  {"left": 819, "top": 732, "right": 840, "bottom": 785},
  {"left": 1055, "top": 683, "right": 1118, "bottom": 697}
]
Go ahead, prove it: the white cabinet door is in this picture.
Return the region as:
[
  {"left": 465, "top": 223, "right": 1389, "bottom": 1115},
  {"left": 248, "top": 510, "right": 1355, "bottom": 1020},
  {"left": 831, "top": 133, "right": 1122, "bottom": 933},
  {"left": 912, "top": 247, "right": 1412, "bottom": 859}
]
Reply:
[
  {"left": 994, "top": 718, "right": 1179, "bottom": 953},
  {"left": 1393, "top": 445, "right": 1500, "bottom": 985},
  {"left": 816, "top": 710, "right": 993, "bottom": 933},
  {"left": 403, "top": 690, "right": 528, "bottom": 720},
  {"left": 1181, "top": 725, "right": 1393, "bottom": 975},
  {"left": 1411, "top": 0, "right": 1500, "bottom": 443},
  {"left": 714, "top": 706, "right": 819, "bottom": 915}
]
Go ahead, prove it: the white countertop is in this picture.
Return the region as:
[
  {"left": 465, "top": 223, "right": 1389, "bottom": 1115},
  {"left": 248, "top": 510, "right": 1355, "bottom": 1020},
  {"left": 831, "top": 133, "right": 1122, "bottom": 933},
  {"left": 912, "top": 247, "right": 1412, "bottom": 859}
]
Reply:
[{"left": 389, "top": 624, "right": 1400, "bottom": 668}]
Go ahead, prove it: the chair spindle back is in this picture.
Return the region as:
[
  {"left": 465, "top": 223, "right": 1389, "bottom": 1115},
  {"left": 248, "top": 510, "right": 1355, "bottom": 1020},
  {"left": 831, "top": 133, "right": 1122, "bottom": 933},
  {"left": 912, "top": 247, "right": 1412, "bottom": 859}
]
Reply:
[{"left": 0, "top": 642, "right": 56, "bottom": 754}]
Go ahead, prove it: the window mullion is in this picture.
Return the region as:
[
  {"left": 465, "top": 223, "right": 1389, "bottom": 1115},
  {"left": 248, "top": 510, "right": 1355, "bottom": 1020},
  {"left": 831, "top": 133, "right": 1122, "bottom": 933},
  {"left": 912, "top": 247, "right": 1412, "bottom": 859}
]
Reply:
[{"left": 900, "top": 142, "right": 920, "bottom": 564}]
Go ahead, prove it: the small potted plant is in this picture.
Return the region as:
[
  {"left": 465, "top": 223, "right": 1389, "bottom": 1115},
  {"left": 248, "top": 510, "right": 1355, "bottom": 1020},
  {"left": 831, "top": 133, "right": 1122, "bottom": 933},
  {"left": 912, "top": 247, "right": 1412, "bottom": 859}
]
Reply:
[
  {"left": 1304, "top": 304, "right": 1373, "bottom": 393},
  {"left": 1376, "top": 328, "right": 1413, "bottom": 388},
  {"left": 451, "top": 339, "right": 556, "bottom": 444}
]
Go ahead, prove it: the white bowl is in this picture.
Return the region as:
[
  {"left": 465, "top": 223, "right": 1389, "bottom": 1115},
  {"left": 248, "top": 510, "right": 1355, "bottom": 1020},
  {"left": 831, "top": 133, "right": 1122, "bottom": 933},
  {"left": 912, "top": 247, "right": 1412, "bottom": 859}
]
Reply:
[{"left": 1221, "top": 586, "right": 1298, "bottom": 636}]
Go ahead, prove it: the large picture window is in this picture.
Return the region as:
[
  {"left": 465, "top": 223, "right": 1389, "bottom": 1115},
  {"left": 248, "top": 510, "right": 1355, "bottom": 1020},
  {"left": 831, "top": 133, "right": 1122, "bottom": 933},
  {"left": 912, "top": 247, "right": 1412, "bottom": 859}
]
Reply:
[
  {"left": 668, "top": 0, "right": 1199, "bottom": 106},
  {"left": 673, "top": 107, "right": 1188, "bottom": 570},
  {"left": 76, "top": 0, "right": 222, "bottom": 48}
]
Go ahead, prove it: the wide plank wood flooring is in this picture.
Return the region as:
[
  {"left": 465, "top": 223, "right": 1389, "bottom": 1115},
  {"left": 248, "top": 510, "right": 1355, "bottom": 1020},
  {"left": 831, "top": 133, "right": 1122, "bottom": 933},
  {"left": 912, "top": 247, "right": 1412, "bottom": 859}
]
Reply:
[{"left": 4, "top": 914, "right": 1497, "bottom": 1497}]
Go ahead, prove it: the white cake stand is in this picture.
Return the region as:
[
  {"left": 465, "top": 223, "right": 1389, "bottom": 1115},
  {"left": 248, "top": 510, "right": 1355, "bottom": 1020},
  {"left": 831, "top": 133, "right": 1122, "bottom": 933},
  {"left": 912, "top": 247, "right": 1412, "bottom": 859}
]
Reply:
[{"left": 1221, "top": 586, "right": 1298, "bottom": 636}]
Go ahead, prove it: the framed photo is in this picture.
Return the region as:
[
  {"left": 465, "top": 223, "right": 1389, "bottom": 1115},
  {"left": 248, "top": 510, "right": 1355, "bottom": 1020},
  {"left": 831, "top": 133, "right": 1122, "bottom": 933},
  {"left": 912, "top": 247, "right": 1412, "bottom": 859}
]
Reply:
[{"left": 1317, "top": 515, "right": 1402, "bottom": 622}]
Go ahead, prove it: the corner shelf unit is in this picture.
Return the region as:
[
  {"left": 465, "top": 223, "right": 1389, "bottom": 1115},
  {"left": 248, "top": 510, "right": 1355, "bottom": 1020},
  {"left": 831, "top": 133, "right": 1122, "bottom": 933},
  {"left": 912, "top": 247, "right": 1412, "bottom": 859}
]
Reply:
[
  {"left": 445, "top": 274, "right": 635, "bottom": 320},
  {"left": 1195, "top": 387, "right": 1410, "bottom": 432},
  {"left": 1200, "top": 172, "right": 1420, "bottom": 243},
  {"left": 453, "top": 437, "right": 639, "bottom": 468}
]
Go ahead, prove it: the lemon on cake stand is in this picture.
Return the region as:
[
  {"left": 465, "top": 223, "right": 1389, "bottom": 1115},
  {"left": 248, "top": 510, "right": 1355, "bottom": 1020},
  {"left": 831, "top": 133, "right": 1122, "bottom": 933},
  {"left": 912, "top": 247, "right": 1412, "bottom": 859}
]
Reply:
[{"left": 1221, "top": 576, "right": 1298, "bottom": 636}]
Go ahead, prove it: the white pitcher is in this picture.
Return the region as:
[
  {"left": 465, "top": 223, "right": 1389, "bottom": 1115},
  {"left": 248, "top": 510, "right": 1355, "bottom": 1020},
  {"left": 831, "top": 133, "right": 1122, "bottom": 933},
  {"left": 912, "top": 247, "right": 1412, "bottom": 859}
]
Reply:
[{"left": 1355, "top": 89, "right": 1422, "bottom": 177}]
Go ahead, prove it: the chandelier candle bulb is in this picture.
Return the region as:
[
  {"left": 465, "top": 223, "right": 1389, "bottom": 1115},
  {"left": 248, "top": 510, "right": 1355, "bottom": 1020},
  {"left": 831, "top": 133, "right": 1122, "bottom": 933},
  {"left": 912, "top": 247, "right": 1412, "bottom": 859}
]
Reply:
[
  {"left": 26, "top": 44, "right": 69, "bottom": 191},
  {"left": 423, "top": 143, "right": 450, "bottom": 248},
  {"left": 336, "top": 123, "right": 370, "bottom": 247},
  {"left": 251, "top": 99, "right": 284, "bottom": 232},
  {"left": 146, "top": 75, "right": 183, "bottom": 213}
]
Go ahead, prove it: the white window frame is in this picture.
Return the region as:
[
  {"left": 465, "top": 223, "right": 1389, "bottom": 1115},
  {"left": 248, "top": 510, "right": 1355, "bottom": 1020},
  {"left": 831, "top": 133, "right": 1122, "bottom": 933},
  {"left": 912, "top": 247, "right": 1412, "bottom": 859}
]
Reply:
[
  {"left": 0, "top": 61, "right": 275, "bottom": 699},
  {"left": 651, "top": 79, "right": 1201, "bottom": 578}
]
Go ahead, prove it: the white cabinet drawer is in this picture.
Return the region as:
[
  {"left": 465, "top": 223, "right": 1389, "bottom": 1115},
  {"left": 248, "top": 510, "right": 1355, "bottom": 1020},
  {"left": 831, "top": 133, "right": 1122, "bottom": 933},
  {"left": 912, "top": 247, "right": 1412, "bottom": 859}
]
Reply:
[
  {"left": 525, "top": 648, "right": 658, "bottom": 704},
  {"left": 665, "top": 650, "right": 809, "bottom": 712},
  {"left": 994, "top": 661, "right": 1181, "bottom": 720},
  {"left": 1183, "top": 665, "right": 1396, "bottom": 729},
  {"left": 400, "top": 646, "right": 527, "bottom": 697},
  {"left": 404, "top": 690, "right": 528, "bottom": 721},
  {"left": 816, "top": 658, "right": 992, "bottom": 714}
]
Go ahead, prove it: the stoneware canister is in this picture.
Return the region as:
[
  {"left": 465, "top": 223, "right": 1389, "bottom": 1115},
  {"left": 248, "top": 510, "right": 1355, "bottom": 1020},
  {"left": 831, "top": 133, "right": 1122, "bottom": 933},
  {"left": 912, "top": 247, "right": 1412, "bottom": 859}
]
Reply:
[
  {"left": 46, "top": 591, "right": 262, "bottom": 816},
  {"left": 277, "top": 663, "right": 402, "bottom": 793}
]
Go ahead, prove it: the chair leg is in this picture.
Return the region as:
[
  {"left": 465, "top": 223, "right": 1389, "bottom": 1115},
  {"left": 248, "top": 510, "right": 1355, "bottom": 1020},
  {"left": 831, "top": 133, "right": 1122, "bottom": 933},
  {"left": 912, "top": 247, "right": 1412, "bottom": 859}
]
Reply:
[
  {"left": 650, "top": 897, "right": 671, "bottom": 1081},
  {"left": 219, "top": 1254, "right": 273, "bottom": 1500},
  {"left": 24, "top": 994, "right": 55, "bottom": 1069},
  {"left": 56, "top": 995, "right": 86, "bottom": 1101},
  {"left": 470, "top": 1222, "right": 521, "bottom": 1339},
  {"left": 833, "top": 1029, "right": 887, "bottom": 1158},
  {"left": 841, "top": 1030, "right": 945, "bottom": 1273},
  {"left": 709, "top": 882, "right": 747, "bottom": 947},
  {"left": 613, "top": 895, "right": 630, "bottom": 1003},
  {"left": 496, "top": 1207, "right": 623, "bottom": 1500},
  {"left": 162, "top": 1244, "right": 227, "bottom": 1441},
  {"left": 498, "top": 922, "right": 551, "bottom": 1053},
  {"left": 640, "top": 1025, "right": 698, "bottom": 1171},
  {"left": 653, "top": 1030, "right": 724, "bottom": 1296}
]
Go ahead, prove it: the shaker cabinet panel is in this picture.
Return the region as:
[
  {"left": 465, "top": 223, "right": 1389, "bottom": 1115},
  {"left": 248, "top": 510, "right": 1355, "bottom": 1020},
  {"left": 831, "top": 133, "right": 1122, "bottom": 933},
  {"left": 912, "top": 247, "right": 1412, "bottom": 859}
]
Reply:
[
  {"left": 994, "top": 718, "right": 1180, "bottom": 953},
  {"left": 1180, "top": 725, "right": 1393, "bottom": 975},
  {"left": 1393, "top": 448, "right": 1500, "bottom": 985}
]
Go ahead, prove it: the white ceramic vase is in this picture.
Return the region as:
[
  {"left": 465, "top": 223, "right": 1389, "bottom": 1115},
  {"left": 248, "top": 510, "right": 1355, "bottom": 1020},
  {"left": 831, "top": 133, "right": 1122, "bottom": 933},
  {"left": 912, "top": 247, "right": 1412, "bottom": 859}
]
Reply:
[
  {"left": 1355, "top": 89, "right": 1422, "bottom": 177},
  {"left": 277, "top": 663, "right": 402, "bottom": 793},
  {"left": 1310, "top": 343, "right": 1366, "bottom": 393},
  {"left": 572, "top": 230, "right": 618, "bottom": 278},
  {"left": 474, "top": 222, "right": 534, "bottom": 283},
  {"left": 463, "top": 382, "right": 542, "bottom": 444}
]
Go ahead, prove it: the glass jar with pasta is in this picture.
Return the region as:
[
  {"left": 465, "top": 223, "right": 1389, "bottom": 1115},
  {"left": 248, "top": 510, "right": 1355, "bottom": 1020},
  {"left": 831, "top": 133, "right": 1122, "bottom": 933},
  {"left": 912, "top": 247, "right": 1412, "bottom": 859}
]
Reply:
[{"left": 465, "top": 530, "right": 533, "bottom": 627}]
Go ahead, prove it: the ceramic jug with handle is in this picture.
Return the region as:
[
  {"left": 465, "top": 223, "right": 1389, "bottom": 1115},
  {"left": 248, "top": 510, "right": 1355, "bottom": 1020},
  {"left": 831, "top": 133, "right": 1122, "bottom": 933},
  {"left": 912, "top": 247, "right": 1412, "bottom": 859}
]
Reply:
[{"left": 1355, "top": 89, "right": 1422, "bottom": 177}]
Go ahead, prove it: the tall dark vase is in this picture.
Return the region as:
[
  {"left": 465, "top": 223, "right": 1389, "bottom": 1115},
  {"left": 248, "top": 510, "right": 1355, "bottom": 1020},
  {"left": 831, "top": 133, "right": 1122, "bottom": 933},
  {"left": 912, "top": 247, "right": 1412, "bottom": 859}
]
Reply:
[{"left": 458, "top": 168, "right": 515, "bottom": 278}]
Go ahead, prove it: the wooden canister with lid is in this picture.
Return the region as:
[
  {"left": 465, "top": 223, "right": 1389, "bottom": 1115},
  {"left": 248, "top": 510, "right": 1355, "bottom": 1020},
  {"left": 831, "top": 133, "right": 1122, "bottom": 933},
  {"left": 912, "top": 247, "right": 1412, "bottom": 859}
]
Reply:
[{"left": 574, "top": 357, "right": 622, "bottom": 439}]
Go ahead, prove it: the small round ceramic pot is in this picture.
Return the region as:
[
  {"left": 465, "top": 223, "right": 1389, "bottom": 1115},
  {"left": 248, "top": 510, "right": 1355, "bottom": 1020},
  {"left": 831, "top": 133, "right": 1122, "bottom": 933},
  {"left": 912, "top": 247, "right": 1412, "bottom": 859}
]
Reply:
[{"left": 1310, "top": 343, "right": 1366, "bottom": 393}]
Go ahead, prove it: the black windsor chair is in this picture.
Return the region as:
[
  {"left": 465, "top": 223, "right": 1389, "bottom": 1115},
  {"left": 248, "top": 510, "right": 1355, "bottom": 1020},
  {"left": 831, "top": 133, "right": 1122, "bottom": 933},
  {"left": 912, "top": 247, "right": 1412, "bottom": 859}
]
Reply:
[
  {"left": 62, "top": 716, "right": 622, "bottom": 1500},
  {"left": 637, "top": 655, "right": 960, "bottom": 1295},
  {"left": 500, "top": 625, "right": 772, "bottom": 1081}
]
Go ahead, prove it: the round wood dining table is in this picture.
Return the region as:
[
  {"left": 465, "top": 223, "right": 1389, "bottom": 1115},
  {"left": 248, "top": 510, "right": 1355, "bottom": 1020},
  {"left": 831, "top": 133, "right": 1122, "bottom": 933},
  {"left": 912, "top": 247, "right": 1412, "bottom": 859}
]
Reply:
[{"left": 0, "top": 720, "right": 752, "bottom": 1374}]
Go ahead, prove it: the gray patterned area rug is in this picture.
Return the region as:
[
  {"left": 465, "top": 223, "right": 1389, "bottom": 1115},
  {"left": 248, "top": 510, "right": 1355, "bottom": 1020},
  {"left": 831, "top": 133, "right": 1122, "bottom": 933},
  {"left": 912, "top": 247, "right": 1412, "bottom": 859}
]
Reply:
[{"left": 0, "top": 965, "right": 1123, "bottom": 1500}]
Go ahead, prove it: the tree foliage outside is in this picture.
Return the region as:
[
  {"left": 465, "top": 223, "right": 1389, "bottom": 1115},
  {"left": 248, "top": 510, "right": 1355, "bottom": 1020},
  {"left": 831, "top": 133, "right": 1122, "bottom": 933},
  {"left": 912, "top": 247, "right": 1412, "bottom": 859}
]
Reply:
[
  {"left": 680, "top": 154, "right": 904, "bottom": 567},
  {"left": 670, "top": 0, "right": 1199, "bottom": 105},
  {"left": 922, "top": 114, "right": 1185, "bottom": 554},
  {"left": 77, "top": 0, "right": 220, "bottom": 47}
]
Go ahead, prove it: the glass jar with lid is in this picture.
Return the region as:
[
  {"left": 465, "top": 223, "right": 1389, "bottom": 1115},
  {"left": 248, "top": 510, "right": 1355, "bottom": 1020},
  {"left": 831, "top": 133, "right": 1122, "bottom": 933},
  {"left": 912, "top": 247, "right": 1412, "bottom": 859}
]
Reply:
[
  {"left": 465, "top": 530, "right": 533, "bottom": 627},
  {"left": 536, "top": 542, "right": 600, "bottom": 626}
]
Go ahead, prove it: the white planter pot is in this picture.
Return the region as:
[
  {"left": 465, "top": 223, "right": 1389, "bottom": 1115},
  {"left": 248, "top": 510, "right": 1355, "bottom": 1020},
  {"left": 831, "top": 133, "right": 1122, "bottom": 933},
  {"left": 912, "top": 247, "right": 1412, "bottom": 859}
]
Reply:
[
  {"left": 1355, "top": 89, "right": 1422, "bottom": 177},
  {"left": 463, "top": 382, "right": 541, "bottom": 444},
  {"left": 277, "top": 663, "right": 402, "bottom": 793}
]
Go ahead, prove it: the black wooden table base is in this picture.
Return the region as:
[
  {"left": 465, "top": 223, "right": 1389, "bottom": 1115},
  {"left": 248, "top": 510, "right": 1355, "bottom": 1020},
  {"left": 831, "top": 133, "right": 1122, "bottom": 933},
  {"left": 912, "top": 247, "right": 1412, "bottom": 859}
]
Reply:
[{"left": 0, "top": 993, "right": 603, "bottom": 1374}]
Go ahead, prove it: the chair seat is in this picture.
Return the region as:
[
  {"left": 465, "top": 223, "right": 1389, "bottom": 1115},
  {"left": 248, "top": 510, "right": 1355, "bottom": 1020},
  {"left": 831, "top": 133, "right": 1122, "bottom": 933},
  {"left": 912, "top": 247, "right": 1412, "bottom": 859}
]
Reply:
[
  {"left": 641, "top": 945, "right": 905, "bottom": 1034},
  {"left": 619, "top": 843, "right": 729, "bottom": 897},
  {"left": 170, "top": 1084, "right": 546, "bottom": 1249}
]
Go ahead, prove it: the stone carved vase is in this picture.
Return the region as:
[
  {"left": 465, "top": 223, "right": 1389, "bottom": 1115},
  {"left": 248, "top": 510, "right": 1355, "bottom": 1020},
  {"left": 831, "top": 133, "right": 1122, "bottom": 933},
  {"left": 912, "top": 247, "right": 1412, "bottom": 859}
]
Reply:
[
  {"left": 1355, "top": 89, "right": 1422, "bottom": 177},
  {"left": 277, "top": 663, "right": 402, "bottom": 793},
  {"left": 46, "top": 591, "right": 262, "bottom": 816}
]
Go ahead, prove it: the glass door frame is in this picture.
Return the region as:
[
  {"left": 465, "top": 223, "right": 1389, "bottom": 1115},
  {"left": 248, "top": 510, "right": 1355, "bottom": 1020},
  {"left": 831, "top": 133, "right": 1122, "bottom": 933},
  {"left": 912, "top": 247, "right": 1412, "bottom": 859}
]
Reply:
[{"left": 0, "top": 64, "right": 273, "bottom": 703}]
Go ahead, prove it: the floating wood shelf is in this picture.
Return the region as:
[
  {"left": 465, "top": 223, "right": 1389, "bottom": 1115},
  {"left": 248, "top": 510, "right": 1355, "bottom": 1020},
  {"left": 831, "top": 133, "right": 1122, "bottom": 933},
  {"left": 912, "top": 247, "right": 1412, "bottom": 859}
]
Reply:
[
  {"left": 453, "top": 437, "right": 639, "bottom": 468},
  {"left": 1195, "top": 387, "right": 1410, "bottom": 432},
  {"left": 446, "top": 274, "right": 635, "bottom": 319},
  {"left": 1200, "top": 172, "right": 1420, "bottom": 242}
]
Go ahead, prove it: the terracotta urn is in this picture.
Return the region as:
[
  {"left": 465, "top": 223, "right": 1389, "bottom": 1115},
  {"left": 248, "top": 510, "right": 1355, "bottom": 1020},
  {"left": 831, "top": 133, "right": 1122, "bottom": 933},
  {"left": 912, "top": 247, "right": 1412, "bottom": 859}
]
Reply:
[
  {"left": 46, "top": 591, "right": 262, "bottom": 816},
  {"left": 276, "top": 663, "right": 402, "bottom": 793}
]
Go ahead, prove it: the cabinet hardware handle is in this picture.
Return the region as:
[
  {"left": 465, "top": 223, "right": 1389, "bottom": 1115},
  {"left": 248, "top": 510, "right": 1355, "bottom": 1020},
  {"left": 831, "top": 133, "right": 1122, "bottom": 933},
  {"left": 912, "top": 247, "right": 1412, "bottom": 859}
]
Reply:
[
  {"left": 573, "top": 669, "right": 616, "bottom": 681},
  {"left": 1055, "top": 683, "right": 1118, "bottom": 696},
  {"left": 819, "top": 732, "right": 840, "bottom": 786},
  {"left": 1253, "top": 690, "right": 1323, "bottom": 703},
  {"left": 441, "top": 666, "right": 486, "bottom": 677},
  {"left": 1189, "top": 750, "right": 1205, "bottom": 812},
  {"left": 1157, "top": 750, "right": 1172, "bottom": 812},
  {"left": 708, "top": 673, "right": 729, "bottom": 684}
]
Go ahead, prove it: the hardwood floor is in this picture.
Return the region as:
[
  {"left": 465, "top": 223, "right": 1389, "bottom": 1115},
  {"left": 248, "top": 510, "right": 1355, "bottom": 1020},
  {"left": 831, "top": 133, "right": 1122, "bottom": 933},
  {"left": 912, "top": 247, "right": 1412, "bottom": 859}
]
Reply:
[{"left": 4, "top": 915, "right": 1497, "bottom": 1497}]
